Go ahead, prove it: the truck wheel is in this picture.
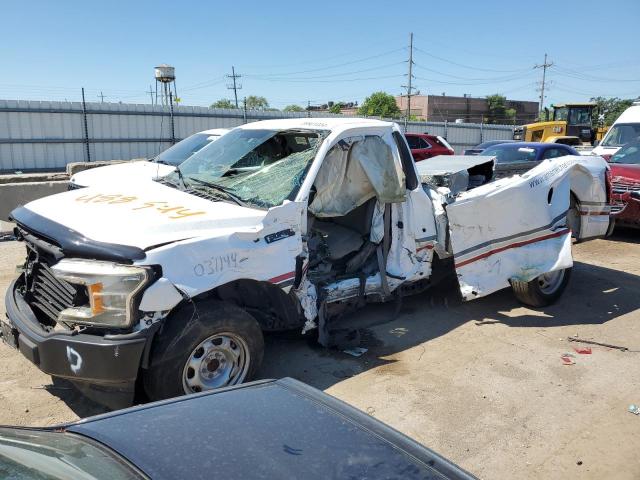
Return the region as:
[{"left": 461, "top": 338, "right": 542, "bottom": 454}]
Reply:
[
  {"left": 144, "top": 300, "right": 264, "bottom": 401},
  {"left": 511, "top": 268, "right": 572, "bottom": 307},
  {"left": 567, "top": 194, "right": 581, "bottom": 240},
  {"left": 605, "top": 217, "right": 615, "bottom": 237}
]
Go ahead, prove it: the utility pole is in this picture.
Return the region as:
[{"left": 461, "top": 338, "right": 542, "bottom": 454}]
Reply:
[
  {"left": 242, "top": 97, "right": 247, "bottom": 124},
  {"left": 401, "top": 32, "right": 416, "bottom": 130},
  {"left": 97, "top": 91, "right": 106, "bottom": 103},
  {"left": 147, "top": 85, "right": 155, "bottom": 105},
  {"left": 534, "top": 53, "right": 553, "bottom": 113},
  {"left": 226, "top": 66, "right": 242, "bottom": 108}
]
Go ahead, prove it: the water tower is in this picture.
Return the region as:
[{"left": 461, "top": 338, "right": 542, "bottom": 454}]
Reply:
[{"left": 154, "top": 64, "right": 177, "bottom": 106}]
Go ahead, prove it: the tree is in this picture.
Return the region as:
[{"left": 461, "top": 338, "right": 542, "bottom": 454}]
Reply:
[
  {"left": 283, "top": 104, "right": 304, "bottom": 112},
  {"left": 245, "top": 95, "right": 269, "bottom": 110},
  {"left": 329, "top": 103, "right": 342, "bottom": 114},
  {"left": 210, "top": 99, "right": 237, "bottom": 109},
  {"left": 590, "top": 96, "right": 635, "bottom": 127},
  {"left": 358, "top": 92, "right": 401, "bottom": 118},
  {"left": 486, "top": 94, "right": 515, "bottom": 124}
]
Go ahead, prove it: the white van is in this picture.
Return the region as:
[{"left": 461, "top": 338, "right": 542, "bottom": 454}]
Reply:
[
  {"left": 69, "top": 128, "right": 230, "bottom": 189},
  {"left": 593, "top": 102, "right": 640, "bottom": 159}
]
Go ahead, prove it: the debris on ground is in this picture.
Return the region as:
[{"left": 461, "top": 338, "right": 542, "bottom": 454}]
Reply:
[
  {"left": 629, "top": 404, "right": 640, "bottom": 415},
  {"left": 567, "top": 337, "right": 629, "bottom": 352},
  {"left": 561, "top": 353, "right": 576, "bottom": 365},
  {"left": 573, "top": 346, "right": 592, "bottom": 354},
  {"left": 343, "top": 347, "right": 368, "bottom": 357}
]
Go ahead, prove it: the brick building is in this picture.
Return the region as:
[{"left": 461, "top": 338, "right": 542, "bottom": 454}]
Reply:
[{"left": 395, "top": 94, "right": 539, "bottom": 124}]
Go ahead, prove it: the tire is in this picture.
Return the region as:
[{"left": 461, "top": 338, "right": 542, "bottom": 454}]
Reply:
[
  {"left": 605, "top": 217, "right": 616, "bottom": 237},
  {"left": 567, "top": 194, "right": 581, "bottom": 240},
  {"left": 143, "top": 299, "right": 264, "bottom": 401},
  {"left": 511, "top": 267, "right": 572, "bottom": 308}
]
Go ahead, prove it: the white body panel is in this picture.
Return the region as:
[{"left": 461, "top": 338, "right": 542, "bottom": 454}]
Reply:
[
  {"left": 70, "top": 161, "right": 175, "bottom": 188},
  {"left": 447, "top": 156, "right": 609, "bottom": 300}
]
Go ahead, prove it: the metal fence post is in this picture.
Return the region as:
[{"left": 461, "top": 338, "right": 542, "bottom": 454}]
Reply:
[
  {"left": 444, "top": 119, "right": 448, "bottom": 140},
  {"left": 169, "top": 92, "right": 176, "bottom": 145},
  {"left": 81, "top": 88, "right": 91, "bottom": 162},
  {"left": 480, "top": 115, "right": 484, "bottom": 143}
]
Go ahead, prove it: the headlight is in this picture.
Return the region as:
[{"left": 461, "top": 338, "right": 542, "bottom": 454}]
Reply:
[{"left": 51, "top": 259, "right": 151, "bottom": 328}]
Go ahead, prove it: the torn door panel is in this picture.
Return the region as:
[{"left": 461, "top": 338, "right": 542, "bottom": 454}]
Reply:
[
  {"left": 309, "top": 136, "right": 405, "bottom": 218},
  {"left": 446, "top": 158, "right": 581, "bottom": 300}
]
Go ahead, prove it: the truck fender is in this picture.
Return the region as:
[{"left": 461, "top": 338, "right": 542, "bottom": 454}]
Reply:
[{"left": 138, "top": 278, "right": 184, "bottom": 312}]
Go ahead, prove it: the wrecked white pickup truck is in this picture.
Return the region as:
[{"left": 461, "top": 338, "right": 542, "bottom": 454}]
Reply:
[{"left": 3, "top": 118, "right": 611, "bottom": 408}]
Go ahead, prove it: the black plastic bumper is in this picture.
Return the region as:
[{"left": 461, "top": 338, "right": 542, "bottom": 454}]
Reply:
[{"left": 3, "top": 279, "right": 150, "bottom": 409}]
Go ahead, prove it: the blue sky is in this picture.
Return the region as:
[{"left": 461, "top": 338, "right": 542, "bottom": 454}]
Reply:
[{"left": 2, "top": 0, "right": 639, "bottom": 109}]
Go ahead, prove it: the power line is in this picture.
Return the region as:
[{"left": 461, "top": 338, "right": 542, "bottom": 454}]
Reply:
[
  {"left": 244, "top": 47, "right": 405, "bottom": 77},
  {"left": 241, "top": 74, "right": 403, "bottom": 84},
  {"left": 553, "top": 65, "right": 640, "bottom": 83},
  {"left": 413, "top": 46, "right": 531, "bottom": 73},
  {"left": 413, "top": 62, "right": 535, "bottom": 82},
  {"left": 245, "top": 61, "right": 405, "bottom": 81}
]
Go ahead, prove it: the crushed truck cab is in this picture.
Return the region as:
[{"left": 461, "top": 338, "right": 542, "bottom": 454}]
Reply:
[{"left": 2, "top": 118, "right": 611, "bottom": 408}]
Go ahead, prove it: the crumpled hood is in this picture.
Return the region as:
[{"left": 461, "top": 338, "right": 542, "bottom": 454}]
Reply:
[
  {"left": 71, "top": 161, "right": 176, "bottom": 188},
  {"left": 15, "top": 182, "right": 267, "bottom": 250}
]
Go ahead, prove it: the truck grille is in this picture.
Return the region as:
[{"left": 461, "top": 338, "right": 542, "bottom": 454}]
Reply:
[
  {"left": 28, "top": 261, "right": 77, "bottom": 323},
  {"left": 16, "top": 229, "right": 84, "bottom": 326},
  {"left": 612, "top": 179, "right": 640, "bottom": 194}
]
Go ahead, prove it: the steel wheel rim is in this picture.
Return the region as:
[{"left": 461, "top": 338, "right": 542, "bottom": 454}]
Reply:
[
  {"left": 182, "top": 332, "right": 250, "bottom": 394},
  {"left": 537, "top": 269, "right": 565, "bottom": 295}
]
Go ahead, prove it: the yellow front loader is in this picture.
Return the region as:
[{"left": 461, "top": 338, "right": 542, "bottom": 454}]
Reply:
[{"left": 513, "top": 103, "right": 599, "bottom": 146}]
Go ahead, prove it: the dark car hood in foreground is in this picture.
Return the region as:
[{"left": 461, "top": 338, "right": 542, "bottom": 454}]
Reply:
[{"left": 68, "top": 378, "right": 476, "bottom": 480}]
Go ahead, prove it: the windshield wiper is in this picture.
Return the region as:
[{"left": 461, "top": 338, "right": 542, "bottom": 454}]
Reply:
[{"left": 187, "top": 177, "right": 247, "bottom": 207}]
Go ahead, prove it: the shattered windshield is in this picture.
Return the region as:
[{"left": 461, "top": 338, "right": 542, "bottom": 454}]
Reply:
[{"left": 170, "top": 128, "right": 325, "bottom": 209}]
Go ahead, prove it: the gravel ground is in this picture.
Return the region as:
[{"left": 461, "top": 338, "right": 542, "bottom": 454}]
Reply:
[{"left": 1, "top": 230, "right": 639, "bottom": 479}]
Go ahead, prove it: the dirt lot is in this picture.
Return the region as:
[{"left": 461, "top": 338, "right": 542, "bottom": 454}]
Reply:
[{"left": 1, "top": 231, "right": 639, "bottom": 479}]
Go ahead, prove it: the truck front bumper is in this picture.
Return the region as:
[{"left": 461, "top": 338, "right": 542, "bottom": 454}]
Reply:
[
  {"left": 2, "top": 279, "right": 150, "bottom": 409},
  {"left": 611, "top": 193, "right": 640, "bottom": 228}
]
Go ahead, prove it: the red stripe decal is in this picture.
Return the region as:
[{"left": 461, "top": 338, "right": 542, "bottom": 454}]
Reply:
[
  {"left": 268, "top": 271, "right": 295, "bottom": 284},
  {"left": 579, "top": 211, "right": 610, "bottom": 216},
  {"left": 455, "top": 229, "right": 570, "bottom": 269},
  {"left": 416, "top": 244, "right": 434, "bottom": 252}
]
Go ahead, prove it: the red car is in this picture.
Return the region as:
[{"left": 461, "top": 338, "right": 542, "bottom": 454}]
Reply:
[
  {"left": 405, "top": 133, "right": 454, "bottom": 161},
  {"left": 609, "top": 139, "right": 640, "bottom": 227}
]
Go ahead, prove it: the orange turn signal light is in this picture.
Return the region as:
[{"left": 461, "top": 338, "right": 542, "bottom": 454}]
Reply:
[{"left": 89, "top": 283, "right": 105, "bottom": 315}]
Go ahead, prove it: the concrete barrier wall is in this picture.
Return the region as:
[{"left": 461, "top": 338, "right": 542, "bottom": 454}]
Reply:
[{"left": 0, "top": 181, "right": 68, "bottom": 221}]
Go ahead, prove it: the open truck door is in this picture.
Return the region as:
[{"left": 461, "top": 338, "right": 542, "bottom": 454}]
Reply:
[{"left": 445, "top": 156, "right": 609, "bottom": 302}]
